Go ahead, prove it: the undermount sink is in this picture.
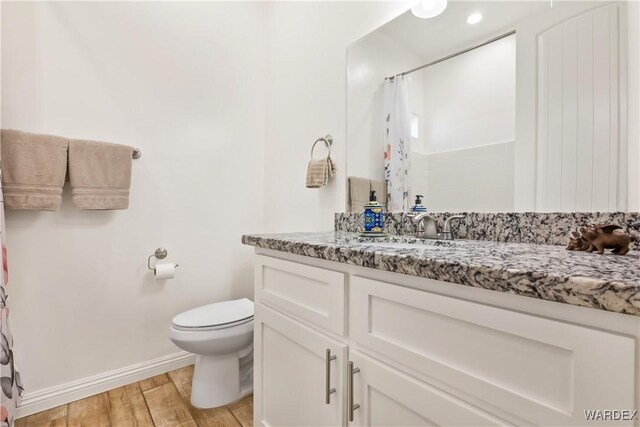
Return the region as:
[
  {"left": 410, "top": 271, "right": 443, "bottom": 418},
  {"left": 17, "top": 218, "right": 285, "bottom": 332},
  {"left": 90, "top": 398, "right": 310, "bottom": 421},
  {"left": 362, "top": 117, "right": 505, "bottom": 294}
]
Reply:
[{"left": 362, "top": 240, "right": 468, "bottom": 249}]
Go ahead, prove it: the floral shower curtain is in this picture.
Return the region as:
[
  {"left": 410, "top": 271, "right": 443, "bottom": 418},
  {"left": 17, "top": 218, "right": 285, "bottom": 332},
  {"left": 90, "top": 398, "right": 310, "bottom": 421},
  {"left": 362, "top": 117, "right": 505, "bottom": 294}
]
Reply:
[
  {"left": 0, "top": 177, "right": 22, "bottom": 427},
  {"left": 383, "top": 75, "right": 411, "bottom": 212}
]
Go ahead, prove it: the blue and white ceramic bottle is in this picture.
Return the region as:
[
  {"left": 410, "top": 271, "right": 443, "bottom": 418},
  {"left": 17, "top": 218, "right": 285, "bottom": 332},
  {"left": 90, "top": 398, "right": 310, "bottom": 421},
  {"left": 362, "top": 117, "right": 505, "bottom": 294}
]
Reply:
[{"left": 363, "top": 190, "right": 384, "bottom": 234}]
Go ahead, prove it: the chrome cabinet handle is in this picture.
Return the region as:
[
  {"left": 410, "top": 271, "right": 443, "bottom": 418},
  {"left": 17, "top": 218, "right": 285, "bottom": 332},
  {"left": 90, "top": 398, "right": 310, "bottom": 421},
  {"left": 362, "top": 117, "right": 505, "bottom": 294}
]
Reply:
[
  {"left": 348, "top": 361, "right": 361, "bottom": 422},
  {"left": 325, "top": 349, "right": 337, "bottom": 404}
]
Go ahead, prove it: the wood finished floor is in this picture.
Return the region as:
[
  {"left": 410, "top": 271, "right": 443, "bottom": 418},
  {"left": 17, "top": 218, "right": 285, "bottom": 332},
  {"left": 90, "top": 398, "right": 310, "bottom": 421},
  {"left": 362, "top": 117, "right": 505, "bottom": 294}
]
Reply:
[{"left": 15, "top": 365, "right": 253, "bottom": 427}]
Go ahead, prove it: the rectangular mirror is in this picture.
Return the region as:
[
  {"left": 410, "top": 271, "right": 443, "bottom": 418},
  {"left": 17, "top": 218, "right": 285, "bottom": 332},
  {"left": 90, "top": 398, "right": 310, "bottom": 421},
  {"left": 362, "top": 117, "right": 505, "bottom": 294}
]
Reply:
[{"left": 346, "top": 0, "right": 639, "bottom": 213}]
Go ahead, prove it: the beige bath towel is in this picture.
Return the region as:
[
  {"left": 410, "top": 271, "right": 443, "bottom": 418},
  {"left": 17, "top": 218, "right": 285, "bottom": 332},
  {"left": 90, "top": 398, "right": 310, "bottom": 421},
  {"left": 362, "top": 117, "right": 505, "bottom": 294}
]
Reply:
[
  {"left": 370, "top": 179, "right": 388, "bottom": 211},
  {"left": 306, "top": 156, "right": 336, "bottom": 188},
  {"left": 348, "top": 177, "right": 388, "bottom": 212},
  {"left": 68, "top": 139, "right": 134, "bottom": 209},
  {"left": 348, "top": 176, "right": 370, "bottom": 212},
  {"left": 0, "top": 129, "right": 69, "bottom": 210}
]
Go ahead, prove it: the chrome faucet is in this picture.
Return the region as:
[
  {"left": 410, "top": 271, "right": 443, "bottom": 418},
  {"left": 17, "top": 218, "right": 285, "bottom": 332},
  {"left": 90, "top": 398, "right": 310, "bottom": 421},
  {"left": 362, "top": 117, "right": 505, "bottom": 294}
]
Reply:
[
  {"left": 411, "top": 213, "right": 440, "bottom": 239},
  {"left": 411, "top": 213, "right": 466, "bottom": 240},
  {"left": 442, "top": 214, "right": 466, "bottom": 240}
]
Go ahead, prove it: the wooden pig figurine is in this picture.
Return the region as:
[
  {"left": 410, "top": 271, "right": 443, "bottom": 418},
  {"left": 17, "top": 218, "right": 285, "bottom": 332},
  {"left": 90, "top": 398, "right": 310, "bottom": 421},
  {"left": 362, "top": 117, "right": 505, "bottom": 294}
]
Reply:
[
  {"left": 566, "top": 230, "right": 591, "bottom": 251},
  {"left": 579, "top": 224, "right": 637, "bottom": 255}
]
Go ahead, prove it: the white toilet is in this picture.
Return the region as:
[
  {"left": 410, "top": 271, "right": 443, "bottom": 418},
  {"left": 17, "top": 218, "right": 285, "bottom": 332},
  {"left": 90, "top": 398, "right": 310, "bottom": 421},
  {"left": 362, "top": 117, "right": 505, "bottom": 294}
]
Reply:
[{"left": 169, "top": 298, "right": 254, "bottom": 409}]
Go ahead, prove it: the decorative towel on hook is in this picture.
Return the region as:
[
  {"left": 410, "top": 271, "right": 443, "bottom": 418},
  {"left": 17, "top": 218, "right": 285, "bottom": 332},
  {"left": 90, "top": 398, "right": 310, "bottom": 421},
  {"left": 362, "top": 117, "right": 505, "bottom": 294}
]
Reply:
[{"left": 305, "top": 135, "right": 336, "bottom": 188}]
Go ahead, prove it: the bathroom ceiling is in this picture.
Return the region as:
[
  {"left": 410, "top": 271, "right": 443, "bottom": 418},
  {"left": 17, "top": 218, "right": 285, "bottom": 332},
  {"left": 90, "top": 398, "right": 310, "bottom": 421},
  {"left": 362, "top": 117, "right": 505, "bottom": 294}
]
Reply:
[{"left": 379, "top": 0, "right": 550, "bottom": 62}]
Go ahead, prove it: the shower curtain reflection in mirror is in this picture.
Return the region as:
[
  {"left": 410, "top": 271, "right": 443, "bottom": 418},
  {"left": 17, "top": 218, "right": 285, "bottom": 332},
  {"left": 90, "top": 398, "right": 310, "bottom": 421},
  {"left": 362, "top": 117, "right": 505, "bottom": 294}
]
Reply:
[{"left": 383, "top": 75, "right": 411, "bottom": 212}]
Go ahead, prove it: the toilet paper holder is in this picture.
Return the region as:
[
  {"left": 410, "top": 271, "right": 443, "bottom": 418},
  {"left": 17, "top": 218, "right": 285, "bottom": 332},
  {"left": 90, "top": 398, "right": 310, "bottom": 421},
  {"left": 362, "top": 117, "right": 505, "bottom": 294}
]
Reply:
[{"left": 148, "top": 248, "right": 179, "bottom": 271}]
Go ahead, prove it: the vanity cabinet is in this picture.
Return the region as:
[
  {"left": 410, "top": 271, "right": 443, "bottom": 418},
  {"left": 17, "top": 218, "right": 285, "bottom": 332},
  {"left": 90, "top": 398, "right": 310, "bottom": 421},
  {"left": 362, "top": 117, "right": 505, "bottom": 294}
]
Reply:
[
  {"left": 348, "top": 351, "right": 508, "bottom": 426},
  {"left": 254, "top": 304, "right": 347, "bottom": 427},
  {"left": 252, "top": 251, "right": 639, "bottom": 427}
]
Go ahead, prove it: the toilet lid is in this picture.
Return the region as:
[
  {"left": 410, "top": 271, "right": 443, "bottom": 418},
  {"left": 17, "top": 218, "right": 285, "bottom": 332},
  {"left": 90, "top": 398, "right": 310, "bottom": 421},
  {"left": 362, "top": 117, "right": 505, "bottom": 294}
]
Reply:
[{"left": 172, "top": 298, "right": 254, "bottom": 329}]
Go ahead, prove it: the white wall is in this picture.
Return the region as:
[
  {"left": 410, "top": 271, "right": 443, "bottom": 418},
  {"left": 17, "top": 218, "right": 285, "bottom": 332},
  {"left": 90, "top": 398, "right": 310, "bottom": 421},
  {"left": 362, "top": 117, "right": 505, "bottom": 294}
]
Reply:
[
  {"left": 264, "top": 1, "right": 412, "bottom": 232},
  {"left": 410, "top": 142, "right": 515, "bottom": 212},
  {"left": 1, "top": 0, "right": 265, "bottom": 397},
  {"left": 417, "top": 35, "right": 515, "bottom": 154},
  {"left": 406, "top": 35, "right": 516, "bottom": 211}
]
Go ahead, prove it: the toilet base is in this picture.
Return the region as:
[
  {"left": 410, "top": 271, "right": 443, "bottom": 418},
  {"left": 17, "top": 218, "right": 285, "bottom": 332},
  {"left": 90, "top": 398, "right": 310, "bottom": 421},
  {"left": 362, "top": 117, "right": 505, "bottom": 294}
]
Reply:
[{"left": 191, "top": 353, "right": 253, "bottom": 409}]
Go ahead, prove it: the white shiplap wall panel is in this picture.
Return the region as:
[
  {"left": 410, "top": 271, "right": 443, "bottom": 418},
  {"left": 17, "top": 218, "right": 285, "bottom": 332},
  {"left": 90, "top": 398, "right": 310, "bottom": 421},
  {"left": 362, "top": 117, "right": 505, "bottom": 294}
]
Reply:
[
  {"left": 536, "top": 33, "right": 549, "bottom": 211},
  {"left": 608, "top": 8, "right": 620, "bottom": 211},
  {"left": 561, "top": 19, "right": 578, "bottom": 212},
  {"left": 547, "top": 26, "right": 565, "bottom": 210},
  {"left": 575, "top": 14, "right": 595, "bottom": 211},
  {"left": 592, "top": 7, "right": 612, "bottom": 211},
  {"left": 537, "top": 3, "right": 623, "bottom": 212}
]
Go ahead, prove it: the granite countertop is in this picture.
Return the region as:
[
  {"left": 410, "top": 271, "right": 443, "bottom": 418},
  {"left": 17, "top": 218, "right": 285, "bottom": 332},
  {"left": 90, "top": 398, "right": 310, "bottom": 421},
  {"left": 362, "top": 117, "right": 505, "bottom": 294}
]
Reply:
[{"left": 242, "top": 231, "right": 640, "bottom": 316}]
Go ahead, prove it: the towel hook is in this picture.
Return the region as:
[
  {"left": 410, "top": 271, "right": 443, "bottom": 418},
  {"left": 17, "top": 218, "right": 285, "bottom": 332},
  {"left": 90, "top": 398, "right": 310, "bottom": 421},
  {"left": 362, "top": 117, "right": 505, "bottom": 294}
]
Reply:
[
  {"left": 132, "top": 148, "right": 142, "bottom": 159},
  {"left": 311, "top": 134, "right": 333, "bottom": 157}
]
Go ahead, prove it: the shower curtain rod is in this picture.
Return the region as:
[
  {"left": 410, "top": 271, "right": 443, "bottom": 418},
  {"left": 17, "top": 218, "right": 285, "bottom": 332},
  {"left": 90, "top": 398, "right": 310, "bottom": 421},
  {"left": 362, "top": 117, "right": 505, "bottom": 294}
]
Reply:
[{"left": 385, "top": 29, "right": 516, "bottom": 80}]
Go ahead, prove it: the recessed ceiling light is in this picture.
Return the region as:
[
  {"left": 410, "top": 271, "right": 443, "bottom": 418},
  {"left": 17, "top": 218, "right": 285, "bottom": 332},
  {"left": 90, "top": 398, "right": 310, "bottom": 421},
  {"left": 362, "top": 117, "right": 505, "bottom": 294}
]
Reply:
[
  {"left": 466, "top": 12, "right": 483, "bottom": 24},
  {"left": 411, "top": 0, "right": 448, "bottom": 19}
]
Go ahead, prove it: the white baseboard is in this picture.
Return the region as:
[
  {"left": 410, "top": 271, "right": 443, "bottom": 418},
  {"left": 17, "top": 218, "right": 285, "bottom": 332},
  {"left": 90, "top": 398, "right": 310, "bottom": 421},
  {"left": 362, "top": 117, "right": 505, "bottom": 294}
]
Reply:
[{"left": 16, "top": 351, "right": 196, "bottom": 419}]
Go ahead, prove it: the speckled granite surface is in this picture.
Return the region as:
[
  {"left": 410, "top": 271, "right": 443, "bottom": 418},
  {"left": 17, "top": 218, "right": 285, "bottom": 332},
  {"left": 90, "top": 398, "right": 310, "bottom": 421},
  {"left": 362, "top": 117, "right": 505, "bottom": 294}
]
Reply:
[
  {"left": 242, "top": 231, "right": 640, "bottom": 316},
  {"left": 335, "top": 212, "right": 640, "bottom": 248}
]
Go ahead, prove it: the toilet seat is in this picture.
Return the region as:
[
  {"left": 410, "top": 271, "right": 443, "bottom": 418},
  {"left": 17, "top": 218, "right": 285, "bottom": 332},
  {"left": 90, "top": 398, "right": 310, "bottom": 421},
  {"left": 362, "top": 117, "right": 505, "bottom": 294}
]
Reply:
[
  {"left": 171, "top": 316, "right": 253, "bottom": 332},
  {"left": 172, "top": 298, "right": 254, "bottom": 331},
  {"left": 168, "top": 297, "right": 254, "bottom": 408}
]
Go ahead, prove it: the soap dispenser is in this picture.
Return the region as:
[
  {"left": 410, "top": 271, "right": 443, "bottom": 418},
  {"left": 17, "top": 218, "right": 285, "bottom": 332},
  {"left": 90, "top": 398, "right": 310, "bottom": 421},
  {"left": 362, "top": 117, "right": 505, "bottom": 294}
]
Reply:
[
  {"left": 362, "top": 190, "right": 385, "bottom": 236},
  {"left": 411, "top": 195, "right": 427, "bottom": 213}
]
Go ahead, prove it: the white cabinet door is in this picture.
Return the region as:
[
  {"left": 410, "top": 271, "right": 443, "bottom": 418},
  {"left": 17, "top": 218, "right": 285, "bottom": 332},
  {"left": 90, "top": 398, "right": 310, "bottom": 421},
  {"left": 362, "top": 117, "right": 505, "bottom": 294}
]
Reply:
[
  {"left": 254, "top": 303, "right": 347, "bottom": 427},
  {"left": 349, "top": 351, "right": 510, "bottom": 427},
  {"left": 350, "top": 276, "right": 636, "bottom": 426}
]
